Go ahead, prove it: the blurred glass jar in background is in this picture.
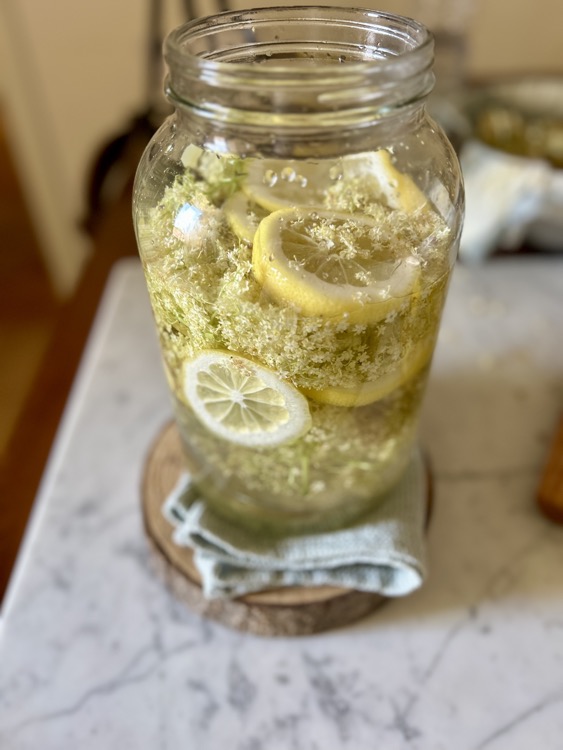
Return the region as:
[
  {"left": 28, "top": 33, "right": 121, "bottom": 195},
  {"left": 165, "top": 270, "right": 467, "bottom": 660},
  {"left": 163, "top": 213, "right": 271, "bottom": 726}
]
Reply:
[
  {"left": 133, "top": 7, "right": 464, "bottom": 534},
  {"left": 405, "top": 0, "right": 475, "bottom": 145}
]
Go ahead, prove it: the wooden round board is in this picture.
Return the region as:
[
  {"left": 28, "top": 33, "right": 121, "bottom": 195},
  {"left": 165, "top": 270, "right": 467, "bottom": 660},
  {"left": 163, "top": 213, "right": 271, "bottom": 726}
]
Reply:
[{"left": 141, "top": 420, "right": 432, "bottom": 637}]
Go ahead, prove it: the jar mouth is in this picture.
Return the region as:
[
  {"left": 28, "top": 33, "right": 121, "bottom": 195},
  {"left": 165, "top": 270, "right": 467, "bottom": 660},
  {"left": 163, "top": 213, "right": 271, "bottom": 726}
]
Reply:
[{"left": 165, "top": 6, "right": 434, "bottom": 129}]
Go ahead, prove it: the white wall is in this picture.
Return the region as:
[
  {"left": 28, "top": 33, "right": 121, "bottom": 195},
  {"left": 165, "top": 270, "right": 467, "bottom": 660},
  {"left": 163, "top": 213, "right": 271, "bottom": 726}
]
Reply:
[
  {"left": 225, "top": 0, "right": 563, "bottom": 76},
  {"left": 1, "top": 0, "right": 562, "bottom": 294},
  {"left": 0, "top": 0, "right": 151, "bottom": 295}
]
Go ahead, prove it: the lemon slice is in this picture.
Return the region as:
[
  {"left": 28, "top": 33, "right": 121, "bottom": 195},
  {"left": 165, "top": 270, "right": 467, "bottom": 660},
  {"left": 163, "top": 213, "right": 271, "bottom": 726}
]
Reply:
[
  {"left": 342, "top": 150, "right": 427, "bottom": 213},
  {"left": 242, "top": 159, "right": 329, "bottom": 212},
  {"left": 243, "top": 151, "right": 426, "bottom": 215},
  {"left": 252, "top": 208, "right": 420, "bottom": 324},
  {"left": 183, "top": 351, "right": 312, "bottom": 447},
  {"left": 224, "top": 192, "right": 268, "bottom": 244},
  {"left": 302, "top": 338, "right": 433, "bottom": 407}
]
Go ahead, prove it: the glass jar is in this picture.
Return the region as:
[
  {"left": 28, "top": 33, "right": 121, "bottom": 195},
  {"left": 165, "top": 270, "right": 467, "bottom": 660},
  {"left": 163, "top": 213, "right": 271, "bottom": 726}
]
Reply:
[{"left": 133, "top": 6, "right": 463, "bottom": 534}]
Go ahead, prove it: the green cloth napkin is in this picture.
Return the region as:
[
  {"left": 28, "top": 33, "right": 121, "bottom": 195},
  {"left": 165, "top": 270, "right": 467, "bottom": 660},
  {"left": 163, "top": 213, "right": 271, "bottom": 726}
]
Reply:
[{"left": 163, "top": 450, "right": 428, "bottom": 600}]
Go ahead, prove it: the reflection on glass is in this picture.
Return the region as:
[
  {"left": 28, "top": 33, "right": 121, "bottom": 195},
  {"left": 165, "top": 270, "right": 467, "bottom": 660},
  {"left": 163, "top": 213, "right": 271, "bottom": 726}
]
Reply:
[{"left": 173, "top": 203, "right": 203, "bottom": 241}]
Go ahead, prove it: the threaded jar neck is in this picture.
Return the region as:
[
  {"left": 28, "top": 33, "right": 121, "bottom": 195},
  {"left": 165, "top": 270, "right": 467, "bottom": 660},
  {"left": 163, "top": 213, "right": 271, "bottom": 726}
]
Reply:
[{"left": 164, "top": 6, "right": 434, "bottom": 155}]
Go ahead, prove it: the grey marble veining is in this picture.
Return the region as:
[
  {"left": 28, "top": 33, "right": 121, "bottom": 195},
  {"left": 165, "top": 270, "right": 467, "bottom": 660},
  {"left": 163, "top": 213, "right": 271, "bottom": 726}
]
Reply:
[{"left": 1, "top": 257, "right": 562, "bottom": 750}]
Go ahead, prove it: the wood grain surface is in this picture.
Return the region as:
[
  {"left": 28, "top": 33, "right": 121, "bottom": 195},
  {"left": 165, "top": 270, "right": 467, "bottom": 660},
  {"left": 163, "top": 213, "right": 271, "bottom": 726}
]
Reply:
[
  {"left": 537, "top": 415, "right": 563, "bottom": 524},
  {"left": 141, "top": 421, "right": 394, "bottom": 637}
]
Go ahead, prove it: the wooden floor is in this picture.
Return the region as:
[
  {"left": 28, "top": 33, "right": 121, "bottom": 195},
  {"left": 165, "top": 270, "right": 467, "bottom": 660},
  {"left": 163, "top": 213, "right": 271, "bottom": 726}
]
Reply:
[
  {"left": 0, "top": 113, "right": 139, "bottom": 602},
  {"left": 0, "top": 116, "right": 61, "bottom": 601},
  {"left": 0, "top": 118, "right": 60, "bottom": 457}
]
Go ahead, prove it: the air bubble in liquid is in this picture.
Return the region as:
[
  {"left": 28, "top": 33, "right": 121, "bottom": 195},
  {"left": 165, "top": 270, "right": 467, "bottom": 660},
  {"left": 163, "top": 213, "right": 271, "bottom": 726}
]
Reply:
[
  {"left": 329, "top": 165, "right": 343, "bottom": 181},
  {"left": 281, "top": 167, "right": 296, "bottom": 183},
  {"left": 263, "top": 170, "right": 278, "bottom": 187},
  {"left": 297, "top": 175, "right": 308, "bottom": 188}
]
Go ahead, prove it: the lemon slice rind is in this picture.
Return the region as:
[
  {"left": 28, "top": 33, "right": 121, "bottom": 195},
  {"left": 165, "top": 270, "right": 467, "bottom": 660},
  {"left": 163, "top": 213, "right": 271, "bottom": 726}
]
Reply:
[
  {"left": 224, "top": 192, "right": 268, "bottom": 244},
  {"left": 302, "top": 337, "right": 434, "bottom": 407},
  {"left": 342, "top": 150, "right": 427, "bottom": 213}
]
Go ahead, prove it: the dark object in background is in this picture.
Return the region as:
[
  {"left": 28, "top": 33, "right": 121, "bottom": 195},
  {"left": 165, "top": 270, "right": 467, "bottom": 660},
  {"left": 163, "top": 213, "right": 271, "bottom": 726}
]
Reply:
[
  {"left": 468, "top": 77, "right": 563, "bottom": 169},
  {"left": 83, "top": 0, "right": 229, "bottom": 234},
  {"left": 537, "top": 416, "right": 563, "bottom": 524}
]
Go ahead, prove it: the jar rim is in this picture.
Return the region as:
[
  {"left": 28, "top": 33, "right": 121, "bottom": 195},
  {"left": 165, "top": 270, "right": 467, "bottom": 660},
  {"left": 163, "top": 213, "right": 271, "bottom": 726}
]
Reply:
[
  {"left": 165, "top": 6, "right": 433, "bottom": 87},
  {"left": 164, "top": 6, "right": 435, "bottom": 141}
]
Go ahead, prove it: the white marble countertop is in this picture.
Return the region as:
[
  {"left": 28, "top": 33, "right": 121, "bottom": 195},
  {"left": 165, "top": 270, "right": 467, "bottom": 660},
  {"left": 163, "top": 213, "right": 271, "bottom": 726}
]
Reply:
[{"left": 1, "top": 257, "right": 563, "bottom": 750}]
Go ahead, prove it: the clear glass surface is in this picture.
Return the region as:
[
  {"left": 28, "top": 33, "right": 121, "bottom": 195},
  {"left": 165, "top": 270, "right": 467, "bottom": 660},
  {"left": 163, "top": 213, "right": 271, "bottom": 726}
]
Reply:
[{"left": 133, "top": 7, "right": 464, "bottom": 533}]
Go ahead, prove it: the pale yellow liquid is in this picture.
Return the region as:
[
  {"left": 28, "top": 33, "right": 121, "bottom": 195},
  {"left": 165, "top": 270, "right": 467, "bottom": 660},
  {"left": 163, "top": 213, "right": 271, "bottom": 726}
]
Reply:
[{"left": 138, "top": 150, "right": 452, "bottom": 532}]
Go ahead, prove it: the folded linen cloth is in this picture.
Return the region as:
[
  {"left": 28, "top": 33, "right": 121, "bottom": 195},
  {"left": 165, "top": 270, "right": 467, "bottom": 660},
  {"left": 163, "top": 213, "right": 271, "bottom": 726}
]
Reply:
[
  {"left": 459, "top": 139, "right": 553, "bottom": 262},
  {"left": 163, "top": 450, "right": 429, "bottom": 600}
]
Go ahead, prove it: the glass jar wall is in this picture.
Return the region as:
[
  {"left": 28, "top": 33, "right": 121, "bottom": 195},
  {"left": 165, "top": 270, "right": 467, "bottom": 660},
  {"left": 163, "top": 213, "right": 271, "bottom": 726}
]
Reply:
[{"left": 133, "top": 6, "right": 464, "bottom": 533}]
